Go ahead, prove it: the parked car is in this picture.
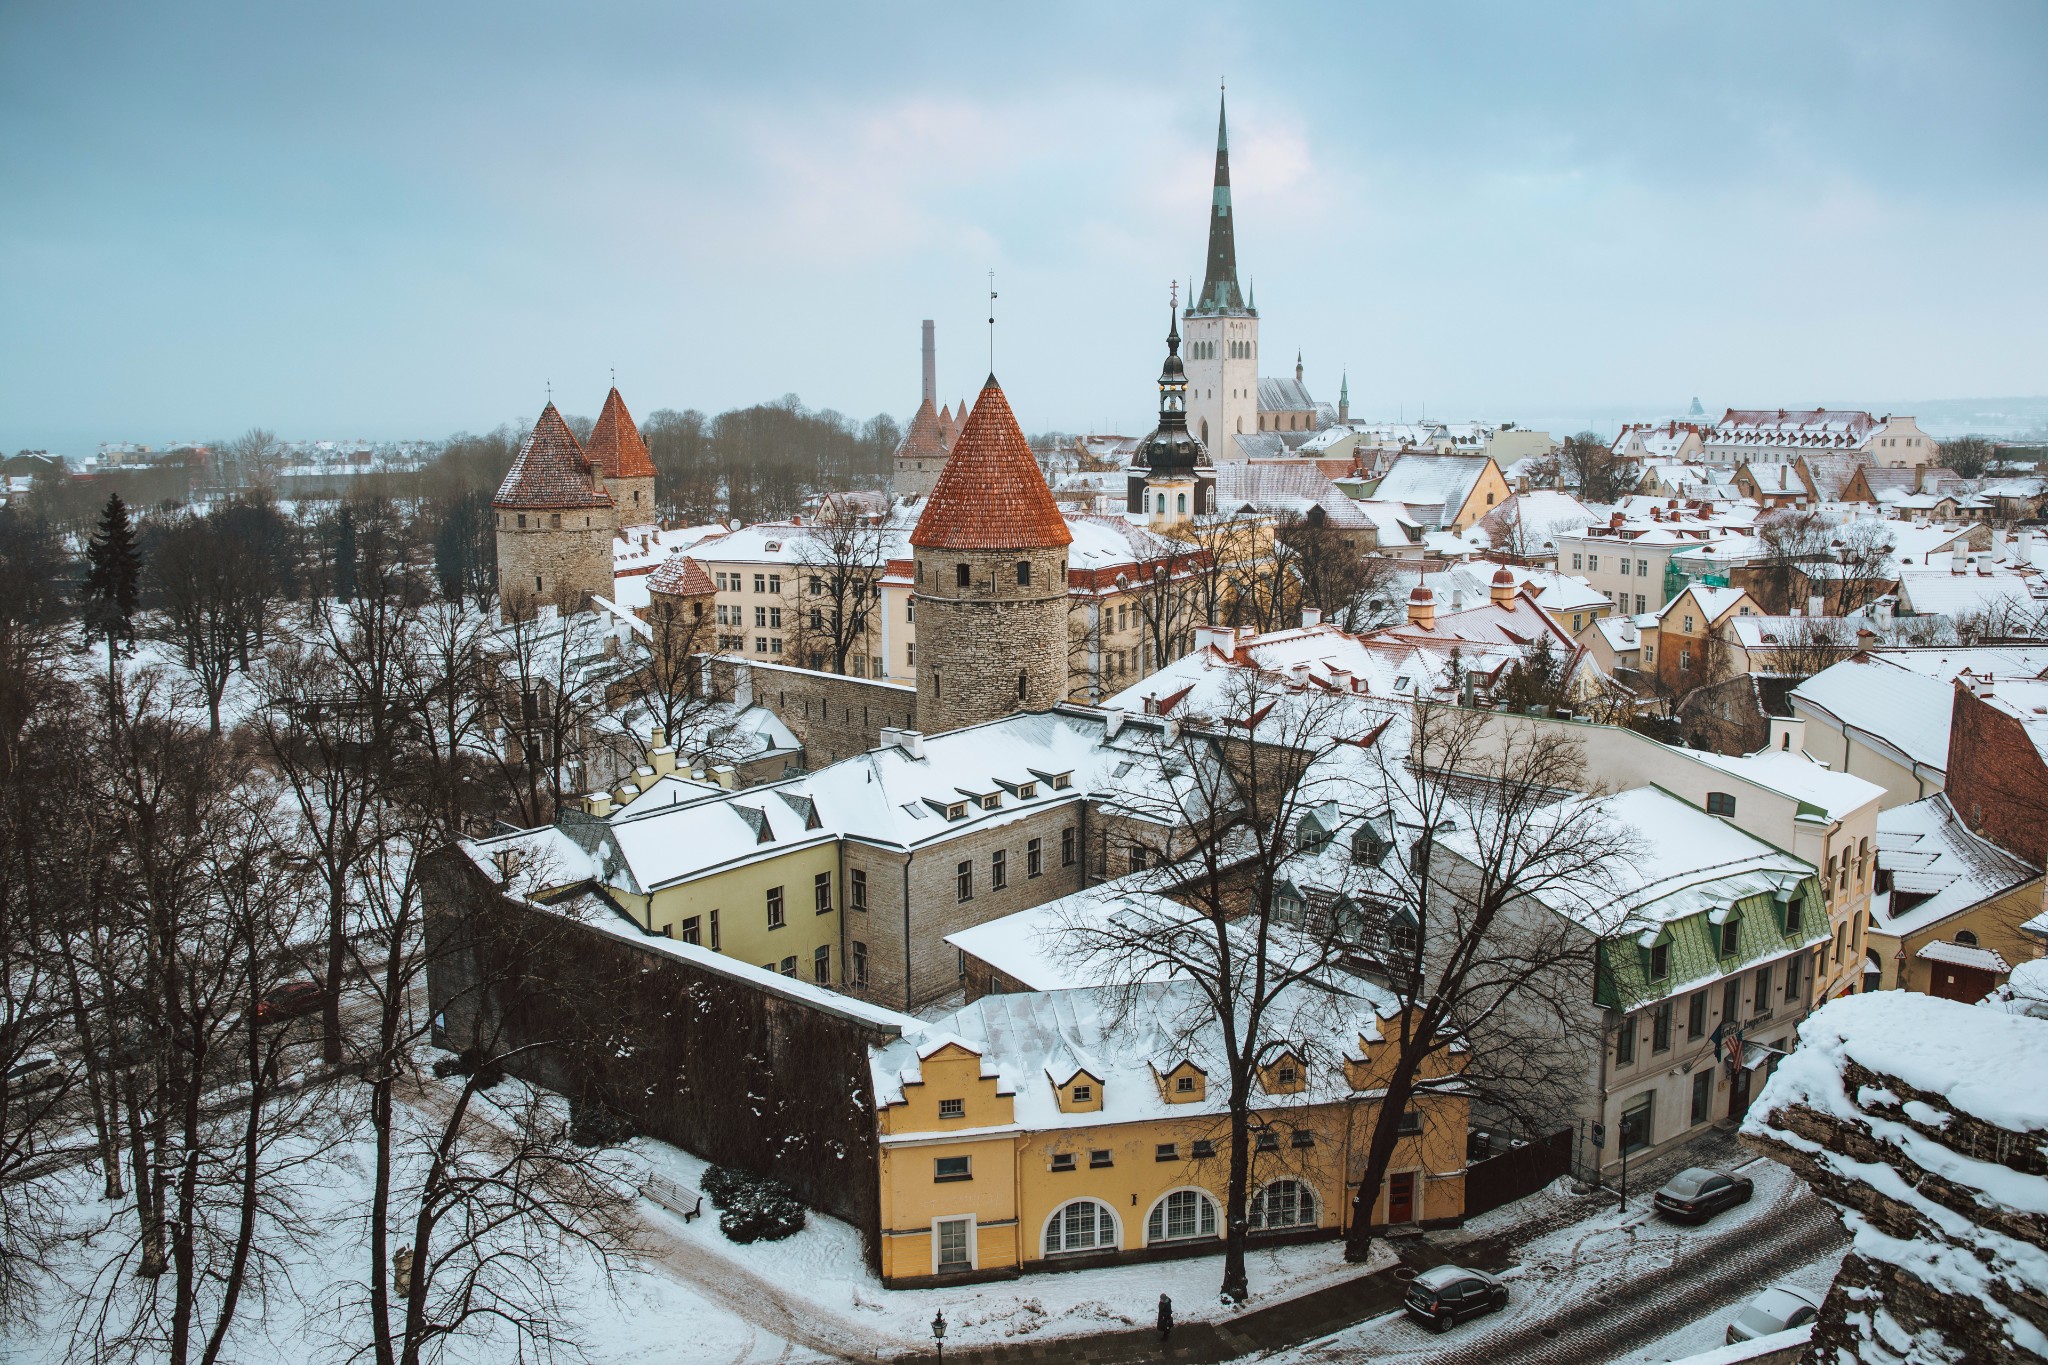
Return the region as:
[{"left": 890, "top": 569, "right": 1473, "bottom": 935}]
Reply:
[
  {"left": 1653, "top": 1166, "right": 1755, "bottom": 1223},
  {"left": 254, "top": 980, "right": 325, "bottom": 1025},
  {"left": 1727, "top": 1283, "right": 1821, "bottom": 1343},
  {"left": 1403, "top": 1264, "right": 1508, "bottom": 1333},
  {"left": 4, "top": 1053, "right": 66, "bottom": 1095}
]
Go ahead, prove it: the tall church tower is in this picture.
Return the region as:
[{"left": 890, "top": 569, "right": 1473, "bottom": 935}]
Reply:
[
  {"left": 1127, "top": 293, "right": 1213, "bottom": 528},
  {"left": 1182, "top": 92, "right": 1258, "bottom": 462},
  {"left": 909, "top": 376, "right": 1072, "bottom": 732}
]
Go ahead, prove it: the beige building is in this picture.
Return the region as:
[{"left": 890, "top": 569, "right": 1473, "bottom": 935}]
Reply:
[{"left": 1700, "top": 408, "right": 1937, "bottom": 469}]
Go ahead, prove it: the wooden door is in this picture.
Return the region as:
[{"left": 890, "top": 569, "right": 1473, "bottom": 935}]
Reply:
[
  {"left": 1930, "top": 964, "right": 1994, "bottom": 1002},
  {"left": 1727, "top": 1065, "right": 1752, "bottom": 1119},
  {"left": 1388, "top": 1171, "right": 1416, "bottom": 1224}
]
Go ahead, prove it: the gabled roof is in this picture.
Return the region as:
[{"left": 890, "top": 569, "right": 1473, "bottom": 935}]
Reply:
[
  {"left": 492, "top": 403, "right": 611, "bottom": 511},
  {"left": 1875, "top": 794, "right": 2039, "bottom": 939},
  {"left": 647, "top": 555, "right": 715, "bottom": 598},
  {"left": 585, "top": 387, "right": 656, "bottom": 481},
  {"left": 1373, "top": 453, "right": 1495, "bottom": 524},
  {"left": 1258, "top": 376, "right": 1316, "bottom": 412},
  {"left": 910, "top": 376, "right": 1072, "bottom": 551}
]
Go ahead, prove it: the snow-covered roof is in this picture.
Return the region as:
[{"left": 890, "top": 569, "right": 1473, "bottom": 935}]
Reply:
[
  {"left": 944, "top": 882, "right": 1188, "bottom": 993},
  {"left": 1971, "top": 675, "right": 2048, "bottom": 764},
  {"left": 1372, "top": 453, "right": 1494, "bottom": 525},
  {"left": 869, "top": 975, "right": 1401, "bottom": 1129},
  {"left": 1790, "top": 654, "right": 1960, "bottom": 774},
  {"left": 1914, "top": 939, "right": 2012, "bottom": 972},
  {"left": 1874, "top": 794, "right": 2040, "bottom": 939},
  {"left": 1664, "top": 584, "right": 1754, "bottom": 625},
  {"left": 1257, "top": 376, "right": 1317, "bottom": 412},
  {"left": 1685, "top": 749, "right": 1884, "bottom": 824},
  {"left": 689, "top": 521, "right": 914, "bottom": 566}
]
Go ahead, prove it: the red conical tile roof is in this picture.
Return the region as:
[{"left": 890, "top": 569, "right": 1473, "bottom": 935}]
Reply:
[
  {"left": 910, "top": 376, "right": 1072, "bottom": 551},
  {"left": 648, "top": 554, "right": 716, "bottom": 597},
  {"left": 586, "top": 386, "right": 656, "bottom": 481},
  {"left": 895, "top": 396, "right": 949, "bottom": 461},
  {"left": 492, "top": 403, "right": 611, "bottom": 510}
]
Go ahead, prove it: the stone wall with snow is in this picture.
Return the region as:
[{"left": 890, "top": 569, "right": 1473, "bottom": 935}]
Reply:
[{"left": 1740, "top": 991, "right": 2048, "bottom": 1364}]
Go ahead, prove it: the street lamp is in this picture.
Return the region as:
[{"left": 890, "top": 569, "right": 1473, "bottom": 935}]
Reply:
[{"left": 931, "top": 1309, "right": 947, "bottom": 1364}]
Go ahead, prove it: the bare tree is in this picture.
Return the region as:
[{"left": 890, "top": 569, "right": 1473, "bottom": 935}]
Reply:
[
  {"left": 1053, "top": 669, "right": 1372, "bottom": 1303},
  {"left": 1559, "top": 432, "right": 1641, "bottom": 504},
  {"left": 1338, "top": 702, "right": 1633, "bottom": 1265},
  {"left": 784, "top": 518, "right": 887, "bottom": 675},
  {"left": 1937, "top": 435, "right": 1992, "bottom": 480},
  {"left": 484, "top": 607, "right": 619, "bottom": 825},
  {"left": 1275, "top": 511, "right": 1398, "bottom": 633},
  {"left": 223, "top": 428, "right": 283, "bottom": 496}
]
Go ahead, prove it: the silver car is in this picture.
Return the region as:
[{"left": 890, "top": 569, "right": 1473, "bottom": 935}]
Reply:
[{"left": 1726, "top": 1283, "right": 1821, "bottom": 1343}]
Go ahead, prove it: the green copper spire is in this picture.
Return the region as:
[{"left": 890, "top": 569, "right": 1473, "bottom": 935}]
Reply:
[{"left": 1192, "top": 92, "right": 1249, "bottom": 315}]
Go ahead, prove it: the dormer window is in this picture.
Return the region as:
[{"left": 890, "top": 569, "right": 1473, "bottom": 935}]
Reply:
[
  {"left": 1276, "top": 1064, "right": 1298, "bottom": 1086},
  {"left": 1175, "top": 1075, "right": 1196, "bottom": 1093},
  {"left": 1071, "top": 1083, "right": 1093, "bottom": 1103},
  {"left": 1016, "top": 782, "right": 1038, "bottom": 799},
  {"left": 1051, "top": 773, "right": 1071, "bottom": 790},
  {"left": 979, "top": 793, "right": 1001, "bottom": 811},
  {"left": 946, "top": 802, "right": 967, "bottom": 820}
]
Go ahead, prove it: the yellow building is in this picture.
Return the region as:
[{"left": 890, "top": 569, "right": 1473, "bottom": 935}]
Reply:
[
  {"left": 1870, "top": 793, "right": 2045, "bottom": 999},
  {"left": 867, "top": 981, "right": 1469, "bottom": 1286}
]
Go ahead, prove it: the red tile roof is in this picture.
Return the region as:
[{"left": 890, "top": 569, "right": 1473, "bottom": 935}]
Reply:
[
  {"left": 492, "top": 403, "right": 612, "bottom": 511},
  {"left": 910, "top": 376, "right": 1072, "bottom": 551},
  {"left": 895, "top": 396, "right": 949, "bottom": 462},
  {"left": 586, "top": 387, "right": 656, "bottom": 481},
  {"left": 648, "top": 554, "right": 716, "bottom": 598}
]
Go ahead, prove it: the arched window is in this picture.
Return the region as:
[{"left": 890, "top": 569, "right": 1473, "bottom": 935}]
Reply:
[
  {"left": 1200, "top": 419, "right": 1209, "bottom": 445},
  {"left": 1156, "top": 493, "right": 1166, "bottom": 514},
  {"left": 1145, "top": 1189, "right": 1219, "bottom": 1244},
  {"left": 1955, "top": 930, "right": 1979, "bottom": 947},
  {"left": 1016, "top": 560, "right": 1031, "bottom": 586},
  {"left": 1177, "top": 492, "right": 1188, "bottom": 514},
  {"left": 1249, "top": 1180, "right": 1318, "bottom": 1231},
  {"left": 1043, "top": 1199, "right": 1118, "bottom": 1255}
]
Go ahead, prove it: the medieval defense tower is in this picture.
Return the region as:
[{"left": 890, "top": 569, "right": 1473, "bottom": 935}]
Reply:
[
  {"left": 909, "top": 376, "right": 1072, "bottom": 732},
  {"left": 892, "top": 320, "right": 953, "bottom": 502},
  {"left": 491, "top": 389, "right": 656, "bottom": 612}
]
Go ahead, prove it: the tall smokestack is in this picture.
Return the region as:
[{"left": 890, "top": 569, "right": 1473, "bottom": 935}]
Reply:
[{"left": 921, "top": 320, "right": 936, "bottom": 405}]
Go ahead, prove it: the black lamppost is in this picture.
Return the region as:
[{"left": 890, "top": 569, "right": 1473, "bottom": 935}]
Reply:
[{"left": 931, "top": 1309, "right": 947, "bottom": 1363}]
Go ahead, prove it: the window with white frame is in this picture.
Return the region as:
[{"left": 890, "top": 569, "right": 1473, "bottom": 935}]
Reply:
[
  {"left": 1044, "top": 1199, "right": 1116, "bottom": 1255},
  {"left": 1249, "top": 1179, "right": 1317, "bottom": 1230},
  {"left": 1147, "top": 1189, "right": 1219, "bottom": 1243},
  {"left": 935, "top": 1217, "right": 971, "bottom": 1271}
]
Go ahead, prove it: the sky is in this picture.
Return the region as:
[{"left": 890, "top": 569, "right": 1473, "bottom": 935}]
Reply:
[{"left": 3, "top": 1, "right": 2045, "bottom": 454}]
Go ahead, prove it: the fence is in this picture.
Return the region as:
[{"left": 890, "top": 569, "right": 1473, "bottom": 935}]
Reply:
[{"left": 1462, "top": 1127, "right": 1574, "bottom": 1218}]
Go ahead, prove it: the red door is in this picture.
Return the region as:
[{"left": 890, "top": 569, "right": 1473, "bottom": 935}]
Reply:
[
  {"left": 1931, "top": 964, "right": 1995, "bottom": 1002},
  {"left": 1388, "top": 1172, "right": 1416, "bottom": 1224}
]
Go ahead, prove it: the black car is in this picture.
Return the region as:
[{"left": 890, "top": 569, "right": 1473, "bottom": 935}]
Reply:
[
  {"left": 1404, "top": 1265, "right": 1508, "bottom": 1333},
  {"left": 1653, "top": 1165, "right": 1755, "bottom": 1223}
]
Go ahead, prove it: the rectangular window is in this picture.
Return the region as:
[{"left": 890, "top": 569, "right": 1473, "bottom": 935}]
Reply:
[
  {"left": 769, "top": 607, "right": 782, "bottom": 629},
  {"left": 1784, "top": 950, "right": 1802, "bottom": 1001},
  {"left": 778, "top": 955, "right": 797, "bottom": 977},
  {"left": 1291, "top": 1129, "right": 1317, "bottom": 1149},
  {"left": 1722, "top": 976, "right": 1741, "bottom": 1021},
  {"left": 1191, "top": 1139, "right": 1215, "bottom": 1159},
  {"left": 1652, "top": 1001, "right": 1672, "bottom": 1053},
  {"left": 1649, "top": 942, "right": 1670, "bottom": 981},
  {"left": 851, "top": 869, "right": 866, "bottom": 910},
  {"left": 1155, "top": 1143, "right": 1178, "bottom": 1162},
  {"left": 1255, "top": 1131, "right": 1279, "bottom": 1152},
  {"left": 957, "top": 947, "right": 967, "bottom": 981},
  {"left": 754, "top": 606, "right": 767, "bottom": 628},
  {"left": 991, "top": 849, "right": 1007, "bottom": 890},
  {"left": 1720, "top": 919, "right": 1739, "bottom": 957},
  {"left": 935, "top": 1217, "right": 972, "bottom": 1272},
  {"left": 1588, "top": 554, "right": 1599, "bottom": 572},
  {"left": 1636, "top": 559, "right": 1648, "bottom": 577},
  {"left": 1071, "top": 1083, "right": 1092, "bottom": 1103},
  {"left": 769, "top": 638, "right": 781, "bottom": 655},
  {"left": 766, "top": 886, "right": 784, "bottom": 929},
  {"left": 1691, "top": 1071, "right": 1714, "bottom": 1125},
  {"left": 1061, "top": 828, "right": 1076, "bottom": 866},
  {"left": 1027, "top": 838, "right": 1043, "bottom": 878},
  {"left": 1706, "top": 792, "right": 1736, "bottom": 816},
  {"left": 710, "top": 909, "right": 719, "bottom": 950},
  {"left": 767, "top": 574, "right": 781, "bottom": 594},
  {"left": 852, "top": 940, "right": 868, "bottom": 988},
  {"left": 1687, "top": 991, "right": 1707, "bottom": 1040},
  {"left": 814, "top": 872, "right": 832, "bottom": 914},
  {"left": 938, "top": 1098, "right": 964, "bottom": 1120},
  {"left": 680, "top": 915, "right": 701, "bottom": 945},
  {"left": 1129, "top": 844, "right": 1147, "bottom": 873},
  {"left": 753, "top": 573, "right": 766, "bottom": 594},
  {"left": 1619, "top": 1094, "right": 1654, "bottom": 1154},
  {"left": 1615, "top": 1019, "right": 1636, "bottom": 1066},
  {"left": 1572, "top": 552, "right": 1583, "bottom": 570},
  {"left": 956, "top": 860, "right": 973, "bottom": 902},
  {"left": 1753, "top": 964, "right": 1774, "bottom": 1015},
  {"left": 1050, "top": 1152, "right": 1076, "bottom": 1171},
  {"left": 812, "top": 945, "right": 829, "bottom": 983},
  {"left": 934, "top": 1156, "right": 971, "bottom": 1183},
  {"left": 1088, "top": 1150, "right": 1113, "bottom": 1168},
  {"left": 1635, "top": 593, "right": 1647, "bottom": 613}
]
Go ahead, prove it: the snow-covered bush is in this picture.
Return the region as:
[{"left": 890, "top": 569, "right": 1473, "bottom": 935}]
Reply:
[{"left": 703, "top": 1166, "right": 806, "bottom": 1243}]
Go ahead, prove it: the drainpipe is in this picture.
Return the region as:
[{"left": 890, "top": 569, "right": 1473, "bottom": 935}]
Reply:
[{"left": 902, "top": 851, "right": 914, "bottom": 1011}]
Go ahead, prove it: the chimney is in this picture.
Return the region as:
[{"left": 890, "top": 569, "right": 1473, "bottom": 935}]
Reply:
[
  {"left": 879, "top": 727, "right": 926, "bottom": 760},
  {"left": 585, "top": 791, "right": 612, "bottom": 818},
  {"left": 710, "top": 764, "right": 738, "bottom": 789},
  {"left": 1490, "top": 568, "right": 1517, "bottom": 610},
  {"left": 1807, "top": 594, "right": 1825, "bottom": 618},
  {"left": 1609, "top": 511, "right": 1625, "bottom": 530},
  {"left": 1406, "top": 586, "right": 1437, "bottom": 629},
  {"left": 921, "top": 320, "right": 936, "bottom": 405},
  {"left": 1194, "top": 623, "right": 1234, "bottom": 657},
  {"left": 1104, "top": 709, "right": 1127, "bottom": 740},
  {"left": 1302, "top": 606, "right": 1323, "bottom": 628}
]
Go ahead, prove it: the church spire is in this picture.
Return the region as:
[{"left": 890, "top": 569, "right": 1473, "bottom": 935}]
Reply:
[{"left": 1192, "top": 91, "right": 1249, "bottom": 315}]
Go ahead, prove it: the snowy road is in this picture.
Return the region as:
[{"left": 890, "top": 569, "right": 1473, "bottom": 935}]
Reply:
[{"left": 1269, "top": 1157, "right": 1846, "bottom": 1365}]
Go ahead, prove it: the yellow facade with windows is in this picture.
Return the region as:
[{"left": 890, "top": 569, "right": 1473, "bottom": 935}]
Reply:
[
  {"left": 870, "top": 998, "right": 1469, "bottom": 1287},
  {"left": 609, "top": 841, "right": 844, "bottom": 985}
]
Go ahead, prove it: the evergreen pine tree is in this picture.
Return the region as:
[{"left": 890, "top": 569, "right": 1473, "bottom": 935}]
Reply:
[
  {"left": 334, "top": 502, "right": 358, "bottom": 603},
  {"left": 84, "top": 492, "right": 140, "bottom": 647}
]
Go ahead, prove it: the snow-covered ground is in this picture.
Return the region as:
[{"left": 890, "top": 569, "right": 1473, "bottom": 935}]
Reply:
[
  {"left": 1269, "top": 1155, "right": 1829, "bottom": 1364},
  {"left": 1605, "top": 1247, "right": 1842, "bottom": 1364},
  {"left": 626, "top": 1136, "right": 1396, "bottom": 1351}
]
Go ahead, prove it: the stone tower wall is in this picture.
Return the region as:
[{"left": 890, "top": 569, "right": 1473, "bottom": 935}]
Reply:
[
  {"left": 893, "top": 455, "right": 941, "bottom": 504},
  {"left": 912, "top": 545, "right": 1069, "bottom": 733},
  {"left": 496, "top": 510, "right": 615, "bottom": 613},
  {"left": 606, "top": 475, "right": 657, "bottom": 528}
]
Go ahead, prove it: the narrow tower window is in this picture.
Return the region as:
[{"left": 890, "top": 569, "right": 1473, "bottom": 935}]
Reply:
[
  {"left": 1016, "top": 560, "right": 1031, "bottom": 586},
  {"left": 1018, "top": 670, "right": 1028, "bottom": 701},
  {"left": 955, "top": 563, "right": 971, "bottom": 588}
]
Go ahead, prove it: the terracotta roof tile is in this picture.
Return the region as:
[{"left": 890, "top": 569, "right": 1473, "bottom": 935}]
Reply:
[
  {"left": 586, "top": 387, "right": 656, "bottom": 481},
  {"left": 648, "top": 554, "right": 716, "bottom": 597},
  {"left": 492, "top": 403, "right": 612, "bottom": 511},
  {"left": 910, "top": 376, "right": 1072, "bottom": 551},
  {"left": 895, "top": 396, "right": 949, "bottom": 461}
]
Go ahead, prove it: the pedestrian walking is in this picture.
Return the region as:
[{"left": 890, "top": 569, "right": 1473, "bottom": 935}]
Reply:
[{"left": 1157, "top": 1292, "right": 1174, "bottom": 1343}]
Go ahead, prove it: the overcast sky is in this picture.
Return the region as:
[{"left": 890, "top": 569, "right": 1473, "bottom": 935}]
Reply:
[{"left": 3, "top": 1, "right": 2044, "bottom": 453}]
